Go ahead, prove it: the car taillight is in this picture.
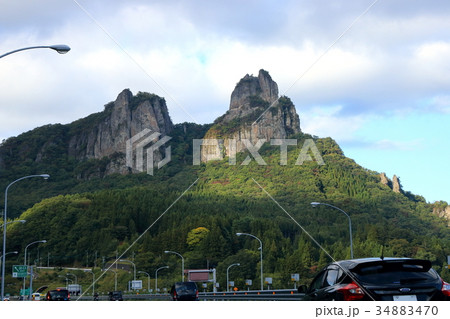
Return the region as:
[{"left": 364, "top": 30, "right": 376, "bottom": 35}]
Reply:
[
  {"left": 196, "top": 290, "right": 199, "bottom": 299},
  {"left": 173, "top": 290, "right": 177, "bottom": 300},
  {"left": 338, "top": 281, "right": 365, "bottom": 301},
  {"left": 442, "top": 280, "right": 450, "bottom": 297},
  {"left": 68, "top": 293, "right": 71, "bottom": 300}
]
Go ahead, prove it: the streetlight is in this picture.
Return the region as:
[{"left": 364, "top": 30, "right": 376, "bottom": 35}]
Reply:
[
  {"left": 137, "top": 271, "right": 151, "bottom": 292},
  {"left": 0, "top": 251, "right": 18, "bottom": 275},
  {"left": 164, "top": 251, "right": 184, "bottom": 282},
  {"left": 2, "top": 174, "right": 49, "bottom": 301},
  {"left": 23, "top": 240, "right": 46, "bottom": 299},
  {"left": 86, "top": 270, "right": 95, "bottom": 296},
  {"left": 119, "top": 259, "right": 136, "bottom": 290},
  {"left": 0, "top": 45, "right": 71, "bottom": 59},
  {"left": 66, "top": 273, "right": 78, "bottom": 284},
  {"left": 236, "top": 232, "right": 263, "bottom": 291},
  {"left": 310, "top": 202, "right": 354, "bottom": 259},
  {"left": 155, "top": 266, "right": 169, "bottom": 293},
  {"left": 226, "top": 263, "right": 240, "bottom": 292},
  {"left": 0, "top": 251, "right": 18, "bottom": 259},
  {"left": 106, "top": 269, "right": 118, "bottom": 291},
  {"left": 4, "top": 220, "right": 27, "bottom": 227},
  {"left": 58, "top": 275, "right": 72, "bottom": 287}
]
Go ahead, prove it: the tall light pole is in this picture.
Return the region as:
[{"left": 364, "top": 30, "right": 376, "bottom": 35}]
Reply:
[
  {"left": 66, "top": 273, "right": 78, "bottom": 284},
  {"left": 86, "top": 270, "right": 95, "bottom": 296},
  {"left": 226, "top": 263, "right": 240, "bottom": 292},
  {"left": 137, "top": 271, "right": 151, "bottom": 292},
  {"left": 106, "top": 269, "right": 118, "bottom": 291},
  {"left": 155, "top": 266, "right": 169, "bottom": 293},
  {"left": 4, "top": 220, "right": 27, "bottom": 227},
  {"left": 311, "top": 202, "right": 354, "bottom": 259},
  {"left": 164, "top": 251, "right": 184, "bottom": 282},
  {"left": 120, "top": 259, "right": 136, "bottom": 290},
  {"left": 0, "top": 251, "right": 18, "bottom": 277},
  {"left": 236, "top": 232, "right": 263, "bottom": 291},
  {"left": 23, "top": 240, "right": 46, "bottom": 299},
  {"left": 0, "top": 45, "right": 70, "bottom": 59},
  {"left": 58, "top": 275, "right": 72, "bottom": 287},
  {"left": 2, "top": 174, "right": 49, "bottom": 300}
]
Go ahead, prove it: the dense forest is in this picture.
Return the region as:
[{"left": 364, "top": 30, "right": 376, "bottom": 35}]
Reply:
[{"left": 1, "top": 124, "right": 449, "bottom": 294}]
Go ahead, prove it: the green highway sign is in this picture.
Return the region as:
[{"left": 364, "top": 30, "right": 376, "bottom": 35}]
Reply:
[{"left": 12, "top": 265, "right": 27, "bottom": 278}]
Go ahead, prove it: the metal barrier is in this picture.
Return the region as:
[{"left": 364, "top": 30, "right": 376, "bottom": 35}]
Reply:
[
  {"left": 72, "top": 290, "right": 304, "bottom": 301},
  {"left": 199, "top": 289, "right": 304, "bottom": 301}
]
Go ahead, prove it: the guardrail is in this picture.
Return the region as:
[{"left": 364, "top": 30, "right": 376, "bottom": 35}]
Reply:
[
  {"left": 199, "top": 289, "right": 304, "bottom": 301},
  {"left": 41, "top": 290, "right": 304, "bottom": 301}
]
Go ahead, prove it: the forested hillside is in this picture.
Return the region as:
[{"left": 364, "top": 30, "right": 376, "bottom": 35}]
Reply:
[{"left": 2, "top": 129, "right": 449, "bottom": 291}]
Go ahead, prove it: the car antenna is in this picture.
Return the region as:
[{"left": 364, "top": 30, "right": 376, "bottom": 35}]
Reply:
[{"left": 380, "top": 245, "right": 385, "bottom": 260}]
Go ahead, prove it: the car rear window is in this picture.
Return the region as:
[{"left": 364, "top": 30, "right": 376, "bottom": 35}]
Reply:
[
  {"left": 175, "top": 282, "right": 197, "bottom": 290},
  {"left": 353, "top": 261, "right": 439, "bottom": 285},
  {"left": 50, "top": 290, "right": 69, "bottom": 298}
]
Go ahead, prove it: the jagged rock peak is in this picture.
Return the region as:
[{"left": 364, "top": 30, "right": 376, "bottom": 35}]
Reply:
[
  {"left": 68, "top": 89, "right": 173, "bottom": 175},
  {"left": 201, "top": 70, "right": 300, "bottom": 162},
  {"left": 379, "top": 173, "right": 403, "bottom": 194},
  {"left": 230, "top": 69, "right": 279, "bottom": 110},
  {"left": 392, "top": 175, "right": 402, "bottom": 193}
]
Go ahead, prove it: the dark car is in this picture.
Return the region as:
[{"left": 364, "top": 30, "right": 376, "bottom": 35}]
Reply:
[
  {"left": 108, "top": 291, "right": 123, "bottom": 301},
  {"left": 301, "top": 258, "right": 450, "bottom": 301},
  {"left": 46, "top": 288, "right": 70, "bottom": 301},
  {"left": 170, "top": 282, "right": 199, "bottom": 301}
]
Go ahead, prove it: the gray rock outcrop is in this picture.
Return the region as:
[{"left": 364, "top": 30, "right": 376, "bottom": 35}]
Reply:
[
  {"left": 68, "top": 89, "right": 173, "bottom": 175},
  {"left": 201, "top": 69, "right": 301, "bottom": 162}
]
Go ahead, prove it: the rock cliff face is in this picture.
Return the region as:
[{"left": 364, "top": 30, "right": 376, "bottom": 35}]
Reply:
[
  {"left": 379, "top": 173, "right": 403, "bottom": 194},
  {"left": 201, "top": 69, "right": 301, "bottom": 162},
  {"left": 433, "top": 205, "right": 450, "bottom": 226},
  {"left": 68, "top": 89, "right": 173, "bottom": 175}
]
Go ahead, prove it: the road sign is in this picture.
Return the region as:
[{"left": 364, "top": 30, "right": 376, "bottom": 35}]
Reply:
[
  {"left": 12, "top": 265, "right": 27, "bottom": 278},
  {"left": 131, "top": 280, "right": 142, "bottom": 290},
  {"left": 291, "top": 273, "right": 300, "bottom": 282},
  {"left": 20, "top": 288, "right": 30, "bottom": 296}
]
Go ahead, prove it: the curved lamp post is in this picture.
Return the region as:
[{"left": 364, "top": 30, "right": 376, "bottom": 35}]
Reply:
[
  {"left": 2, "top": 174, "right": 49, "bottom": 300},
  {"left": 106, "top": 269, "right": 118, "bottom": 291},
  {"left": 58, "top": 275, "right": 72, "bottom": 287},
  {"left": 86, "top": 270, "right": 95, "bottom": 296},
  {"left": 155, "top": 266, "right": 169, "bottom": 293},
  {"left": 164, "top": 251, "right": 184, "bottom": 282},
  {"left": 311, "top": 202, "right": 354, "bottom": 259},
  {"left": 137, "top": 271, "right": 151, "bottom": 292},
  {"left": 226, "top": 263, "right": 240, "bottom": 292},
  {"left": 4, "top": 220, "right": 27, "bottom": 226},
  {"left": 120, "top": 259, "right": 136, "bottom": 291},
  {"left": 22, "top": 240, "right": 46, "bottom": 300},
  {"left": 66, "top": 272, "right": 78, "bottom": 285},
  {"left": 0, "top": 45, "right": 70, "bottom": 59},
  {"left": 236, "top": 233, "right": 263, "bottom": 291},
  {"left": 0, "top": 251, "right": 18, "bottom": 276}
]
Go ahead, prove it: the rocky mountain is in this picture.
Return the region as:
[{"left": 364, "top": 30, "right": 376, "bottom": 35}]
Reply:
[
  {"left": 1, "top": 69, "right": 450, "bottom": 292},
  {"left": 201, "top": 69, "right": 301, "bottom": 162},
  {"left": 0, "top": 89, "right": 174, "bottom": 176}
]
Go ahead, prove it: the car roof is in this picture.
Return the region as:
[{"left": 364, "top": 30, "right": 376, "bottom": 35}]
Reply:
[{"left": 332, "top": 257, "right": 431, "bottom": 271}]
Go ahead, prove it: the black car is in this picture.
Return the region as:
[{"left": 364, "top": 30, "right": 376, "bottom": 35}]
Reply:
[
  {"left": 301, "top": 258, "right": 450, "bottom": 301},
  {"left": 170, "top": 282, "right": 199, "bottom": 301},
  {"left": 46, "top": 288, "right": 70, "bottom": 301},
  {"left": 108, "top": 291, "right": 123, "bottom": 301}
]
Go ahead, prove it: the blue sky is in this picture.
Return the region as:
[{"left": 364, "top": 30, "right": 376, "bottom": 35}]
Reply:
[{"left": 0, "top": 0, "right": 449, "bottom": 203}]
